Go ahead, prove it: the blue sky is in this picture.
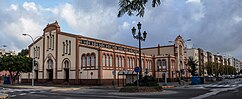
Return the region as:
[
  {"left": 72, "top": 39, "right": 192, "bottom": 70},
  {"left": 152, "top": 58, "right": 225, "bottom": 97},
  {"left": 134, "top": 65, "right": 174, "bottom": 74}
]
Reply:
[{"left": 0, "top": 0, "right": 242, "bottom": 60}]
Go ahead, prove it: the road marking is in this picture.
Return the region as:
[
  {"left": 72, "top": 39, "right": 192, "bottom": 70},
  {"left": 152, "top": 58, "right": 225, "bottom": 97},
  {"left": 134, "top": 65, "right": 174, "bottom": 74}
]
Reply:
[
  {"left": 19, "top": 93, "right": 27, "bottom": 95},
  {"left": 10, "top": 95, "right": 16, "bottom": 97}
]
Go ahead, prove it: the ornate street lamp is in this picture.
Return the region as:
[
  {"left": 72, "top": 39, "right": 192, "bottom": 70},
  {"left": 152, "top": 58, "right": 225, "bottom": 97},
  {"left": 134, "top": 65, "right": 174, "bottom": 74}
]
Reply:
[
  {"left": 23, "top": 33, "right": 43, "bottom": 87},
  {"left": 131, "top": 22, "right": 147, "bottom": 83}
]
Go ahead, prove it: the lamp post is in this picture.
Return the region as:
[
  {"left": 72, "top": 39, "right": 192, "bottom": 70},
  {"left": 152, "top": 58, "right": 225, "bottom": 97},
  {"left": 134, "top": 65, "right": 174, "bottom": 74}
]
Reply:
[
  {"left": 23, "top": 33, "right": 42, "bottom": 87},
  {"left": 131, "top": 22, "right": 147, "bottom": 83}
]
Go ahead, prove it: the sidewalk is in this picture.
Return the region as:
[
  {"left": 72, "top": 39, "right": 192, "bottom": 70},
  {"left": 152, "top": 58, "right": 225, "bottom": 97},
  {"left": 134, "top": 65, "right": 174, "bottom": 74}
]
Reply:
[{"left": 0, "top": 93, "right": 8, "bottom": 99}]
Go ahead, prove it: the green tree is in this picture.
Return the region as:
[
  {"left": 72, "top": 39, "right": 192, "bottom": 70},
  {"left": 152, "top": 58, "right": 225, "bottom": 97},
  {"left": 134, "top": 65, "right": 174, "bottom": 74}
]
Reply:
[
  {"left": 118, "top": 0, "right": 161, "bottom": 17},
  {"left": 18, "top": 49, "right": 29, "bottom": 56},
  {"left": 0, "top": 55, "right": 32, "bottom": 84},
  {"left": 205, "top": 62, "right": 213, "bottom": 76},
  {"left": 187, "top": 57, "right": 198, "bottom": 76}
]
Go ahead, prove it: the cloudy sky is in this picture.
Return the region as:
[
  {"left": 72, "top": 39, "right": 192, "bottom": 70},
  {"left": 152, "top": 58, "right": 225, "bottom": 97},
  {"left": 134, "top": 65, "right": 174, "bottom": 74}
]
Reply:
[{"left": 0, "top": 0, "right": 242, "bottom": 60}]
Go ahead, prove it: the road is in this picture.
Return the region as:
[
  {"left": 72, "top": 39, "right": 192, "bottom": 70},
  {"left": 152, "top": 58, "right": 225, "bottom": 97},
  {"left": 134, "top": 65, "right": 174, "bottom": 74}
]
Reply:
[{"left": 1, "top": 78, "right": 242, "bottom": 99}]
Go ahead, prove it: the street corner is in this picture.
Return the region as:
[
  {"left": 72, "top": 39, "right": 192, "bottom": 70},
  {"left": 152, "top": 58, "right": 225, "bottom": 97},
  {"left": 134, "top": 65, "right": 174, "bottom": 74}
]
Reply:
[{"left": 0, "top": 93, "right": 8, "bottom": 99}]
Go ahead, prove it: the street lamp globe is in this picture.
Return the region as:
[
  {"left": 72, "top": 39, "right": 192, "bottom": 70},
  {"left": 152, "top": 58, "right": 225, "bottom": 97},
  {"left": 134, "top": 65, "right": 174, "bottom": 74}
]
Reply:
[
  {"left": 137, "top": 22, "right": 141, "bottom": 30},
  {"left": 132, "top": 27, "right": 136, "bottom": 36},
  {"left": 143, "top": 31, "right": 147, "bottom": 39}
]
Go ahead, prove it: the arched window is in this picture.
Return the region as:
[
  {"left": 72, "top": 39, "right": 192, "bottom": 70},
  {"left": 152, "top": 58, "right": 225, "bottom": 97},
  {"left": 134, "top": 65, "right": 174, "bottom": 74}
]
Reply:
[
  {"left": 69, "top": 41, "right": 71, "bottom": 55},
  {"left": 91, "top": 54, "right": 95, "bottom": 66},
  {"left": 162, "top": 59, "right": 167, "bottom": 67},
  {"left": 47, "top": 59, "right": 53, "bottom": 69},
  {"left": 157, "top": 60, "right": 162, "bottom": 71},
  {"left": 128, "top": 58, "right": 130, "bottom": 68},
  {"left": 64, "top": 60, "right": 69, "bottom": 69},
  {"left": 179, "top": 45, "right": 182, "bottom": 55},
  {"left": 131, "top": 58, "right": 133, "bottom": 68},
  {"left": 162, "top": 59, "right": 167, "bottom": 71},
  {"left": 121, "top": 56, "right": 124, "bottom": 68},
  {"left": 66, "top": 40, "right": 68, "bottom": 54},
  {"left": 50, "top": 35, "right": 52, "bottom": 49},
  {"left": 63, "top": 42, "right": 65, "bottom": 55},
  {"left": 110, "top": 55, "right": 113, "bottom": 67},
  {"left": 106, "top": 55, "right": 109, "bottom": 66},
  {"left": 87, "top": 54, "right": 90, "bottom": 66},
  {"left": 116, "top": 56, "right": 119, "bottom": 67},
  {"left": 52, "top": 35, "right": 54, "bottom": 50},
  {"left": 47, "top": 36, "right": 49, "bottom": 50},
  {"left": 102, "top": 54, "right": 106, "bottom": 66},
  {"left": 81, "top": 54, "right": 86, "bottom": 67}
]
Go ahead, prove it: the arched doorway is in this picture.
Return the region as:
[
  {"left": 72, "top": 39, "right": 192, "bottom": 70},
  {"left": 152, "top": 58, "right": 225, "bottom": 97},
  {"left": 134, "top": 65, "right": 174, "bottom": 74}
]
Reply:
[
  {"left": 64, "top": 60, "right": 70, "bottom": 82},
  {"left": 47, "top": 59, "right": 53, "bottom": 81}
]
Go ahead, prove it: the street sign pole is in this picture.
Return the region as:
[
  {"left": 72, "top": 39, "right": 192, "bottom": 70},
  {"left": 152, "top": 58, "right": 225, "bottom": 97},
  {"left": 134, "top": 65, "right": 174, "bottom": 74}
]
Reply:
[
  {"left": 134, "top": 67, "right": 141, "bottom": 87},
  {"left": 137, "top": 72, "right": 139, "bottom": 87}
]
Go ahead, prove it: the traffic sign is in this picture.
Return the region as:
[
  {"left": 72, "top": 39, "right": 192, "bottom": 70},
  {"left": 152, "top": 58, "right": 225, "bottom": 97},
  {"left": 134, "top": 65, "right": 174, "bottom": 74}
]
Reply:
[{"left": 134, "top": 67, "right": 141, "bottom": 72}]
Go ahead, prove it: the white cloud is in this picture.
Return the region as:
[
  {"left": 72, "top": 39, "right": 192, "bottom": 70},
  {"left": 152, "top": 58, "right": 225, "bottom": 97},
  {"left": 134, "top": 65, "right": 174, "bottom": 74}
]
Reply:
[
  {"left": 9, "top": 4, "right": 18, "bottom": 11},
  {"left": 23, "top": 2, "right": 37, "bottom": 11},
  {"left": 233, "top": 15, "right": 242, "bottom": 23},
  {"left": 60, "top": 3, "right": 77, "bottom": 27},
  {"left": 122, "top": 22, "right": 130, "bottom": 30}
]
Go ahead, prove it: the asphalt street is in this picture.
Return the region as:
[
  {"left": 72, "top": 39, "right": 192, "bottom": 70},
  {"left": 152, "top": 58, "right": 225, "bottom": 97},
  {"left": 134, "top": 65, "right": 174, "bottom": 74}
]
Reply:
[{"left": 2, "top": 78, "right": 242, "bottom": 99}]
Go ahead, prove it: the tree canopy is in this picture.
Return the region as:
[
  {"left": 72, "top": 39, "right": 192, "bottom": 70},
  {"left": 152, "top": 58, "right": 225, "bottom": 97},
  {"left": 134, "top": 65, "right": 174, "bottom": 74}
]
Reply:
[
  {"left": 187, "top": 57, "right": 198, "bottom": 76},
  {"left": 118, "top": 0, "right": 161, "bottom": 17},
  {"left": 18, "top": 49, "right": 29, "bottom": 56},
  {"left": 0, "top": 55, "right": 32, "bottom": 84}
]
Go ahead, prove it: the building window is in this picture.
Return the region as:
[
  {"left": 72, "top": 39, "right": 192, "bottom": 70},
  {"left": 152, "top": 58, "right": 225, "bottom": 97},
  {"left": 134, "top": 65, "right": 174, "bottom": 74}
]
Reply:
[
  {"left": 91, "top": 54, "right": 95, "bottom": 66},
  {"left": 87, "top": 54, "right": 90, "bottom": 66},
  {"left": 69, "top": 41, "right": 71, "bottom": 55},
  {"left": 121, "top": 57, "right": 124, "bottom": 68},
  {"left": 128, "top": 58, "right": 130, "bottom": 68},
  {"left": 52, "top": 35, "right": 54, "bottom": 50},
  {"left": 34, "top": 47, "right": 36, "bottom": 58},
  {"left": 102, "top": 54, "right": 106, "bottom": 66},
  {"left": 81, "top": 54, "right": 86, "bottom": 67},
  {"left": 47, "top": 36, "right": 49, "bottom": 50},
  {"left": 131, "top": 58, "right": 133, "bottom": 68},
  {"left": 63, "top": 42, "right": 65, "bottom": 55},
  {"left": 110, "top": 55, "right": 113, "bottom": 67},
  {"left": 157, "top": 60, "right": 161, "bottom": 71},
  {"left": 65, "top": 40, "right": 68, "bottom": 54},
  {"left": 116, "top": 56, "right": 119, "bottom": 68},
  {"left": 64, "top": 60, "right": 69, "bottom": 69},
  {"left": 106, "top": 55, "right": 109, "bottom": 66},
  {"left": 50, "top": 34, "right": 52, "bottom": 50},
  {"left": 47, "top": 59, "right": 53, "bottom": 69}
]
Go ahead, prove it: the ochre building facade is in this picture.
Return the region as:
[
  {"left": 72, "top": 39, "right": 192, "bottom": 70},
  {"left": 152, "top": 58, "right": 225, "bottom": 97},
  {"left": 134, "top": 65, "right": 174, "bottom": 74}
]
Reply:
[{"left": 21, "top": 22, "right": 188, "bottom": 85}]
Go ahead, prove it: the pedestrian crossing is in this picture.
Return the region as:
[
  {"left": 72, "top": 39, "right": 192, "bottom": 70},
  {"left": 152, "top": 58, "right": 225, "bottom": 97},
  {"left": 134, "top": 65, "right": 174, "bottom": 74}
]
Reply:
[
  {"left": 194, "top": 84, "right": 242, "bottom": 88},
  {"left": 0, "top": 88, "right": 47, "bottom": 98}
]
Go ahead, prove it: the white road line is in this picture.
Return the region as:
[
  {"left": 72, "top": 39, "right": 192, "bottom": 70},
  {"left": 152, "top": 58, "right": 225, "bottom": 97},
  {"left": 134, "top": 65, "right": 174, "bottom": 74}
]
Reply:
[
  {"left": 19, "top": 93, "right": 27, "bottom": 96},
  {"left": 10, "top": 95, "right": 17, "bottom": 97}
]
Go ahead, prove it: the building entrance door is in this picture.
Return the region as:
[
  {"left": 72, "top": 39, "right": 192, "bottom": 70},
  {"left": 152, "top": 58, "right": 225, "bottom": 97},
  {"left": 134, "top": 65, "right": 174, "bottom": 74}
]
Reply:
[
  {"left": 48, "top": 69, "right": 53, "bottom": 81},
  {"left": 64, "top": 68, "right": 69, "bottom": 82},
  {"left": 35, "top": 70, "right": 38, "bottom": 81}
]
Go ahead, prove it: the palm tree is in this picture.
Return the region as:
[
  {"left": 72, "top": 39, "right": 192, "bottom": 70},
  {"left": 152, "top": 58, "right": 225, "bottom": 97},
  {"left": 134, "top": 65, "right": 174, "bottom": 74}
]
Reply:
[
  {"left": 118, "top": 0, "right": 161, "bottom": 17},
  {"left": 187, "top": 57, "right": 198, "bottom": 76}
]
